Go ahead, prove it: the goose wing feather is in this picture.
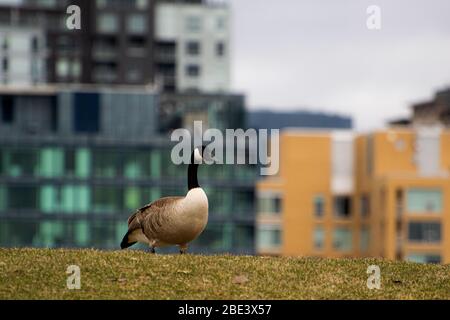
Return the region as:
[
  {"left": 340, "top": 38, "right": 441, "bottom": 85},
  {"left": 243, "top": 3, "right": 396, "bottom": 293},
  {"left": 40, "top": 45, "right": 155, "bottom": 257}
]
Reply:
[{"left": 127, "top": 196, "right": 184, "bottom": 236}]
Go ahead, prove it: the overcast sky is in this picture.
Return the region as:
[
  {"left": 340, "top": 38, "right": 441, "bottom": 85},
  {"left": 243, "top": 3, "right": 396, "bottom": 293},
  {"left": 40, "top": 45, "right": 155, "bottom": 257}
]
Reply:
[{"left": 229, "top": 0, "right": 450, "bottom": 130}]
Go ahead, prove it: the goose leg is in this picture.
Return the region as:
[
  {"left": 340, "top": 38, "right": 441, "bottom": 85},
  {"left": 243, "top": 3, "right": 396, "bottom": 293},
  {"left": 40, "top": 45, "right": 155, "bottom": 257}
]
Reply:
[
  {"left": 179, "top": 244, "right": 188, "bottom": 255},
  {"left": 149, "top": 246, "right": 156, "bottom": 254}
]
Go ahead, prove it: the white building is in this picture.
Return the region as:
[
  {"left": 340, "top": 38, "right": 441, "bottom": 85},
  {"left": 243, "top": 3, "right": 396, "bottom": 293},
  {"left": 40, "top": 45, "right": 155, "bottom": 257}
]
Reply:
[
  {"left": 155, "top": 1, "right": 231, "bottom": 93},
  {"left": 0, "top": 27, "right": 47, "bottom": 86}
]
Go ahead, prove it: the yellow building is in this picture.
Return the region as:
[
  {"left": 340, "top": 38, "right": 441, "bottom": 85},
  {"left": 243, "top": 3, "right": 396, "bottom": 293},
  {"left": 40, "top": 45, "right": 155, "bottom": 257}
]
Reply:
[{"left": 257, "top": 127, "right": 450, "bottom": 264}]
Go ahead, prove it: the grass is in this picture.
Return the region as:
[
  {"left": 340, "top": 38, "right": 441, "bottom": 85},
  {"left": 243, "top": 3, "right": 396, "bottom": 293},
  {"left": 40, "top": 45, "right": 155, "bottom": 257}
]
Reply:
[{"left": 0, "top": 248, "right": 449, "bottom": 300}]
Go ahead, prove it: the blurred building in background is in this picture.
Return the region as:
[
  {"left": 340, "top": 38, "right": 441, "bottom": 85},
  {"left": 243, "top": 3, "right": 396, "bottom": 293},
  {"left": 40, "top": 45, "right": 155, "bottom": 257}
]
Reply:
[
  {"left": 389, "top": 87, "right": 450, "bottom": 128},
  {"left": 0, "top": 0, "right": 229, "bottom": 88},
  {"left": 0, "top": 86, "right": 255, "bottom": 253},
  {"left": 0, "top": 0, "right": 155, "bottom": 85},
  {"left": 0, "top": 26, "right": 47, "bottom": 85},
  {"left": 155, "top": 0, "right": 230, "bottom": 92},
  {"left": 249, "top": 110, "right": 353, "bottom": 131},
  {"left": 257, "top": 128, "right": 450, "bottom": 263},
  {"left": 0, "top": 0, "right": 257, "bottom": 254}
]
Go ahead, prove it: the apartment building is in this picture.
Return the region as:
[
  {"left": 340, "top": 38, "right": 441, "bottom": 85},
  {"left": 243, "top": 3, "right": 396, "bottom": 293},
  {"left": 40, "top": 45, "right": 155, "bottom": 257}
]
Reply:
[
  {"left": 155, "top": 0, "right": 230, "bottom": 92},
  {"left": 0, "top": 0, "right": 229, "bottom": 90},
  {"left": 0, "top": 27, "right": 47, "bottom": 85},
  {"left": 0, "top": 0, "right": 155, "bottom": 85},
  {"left": 256, "top": 128, "right": 450, "bottom": 263}
]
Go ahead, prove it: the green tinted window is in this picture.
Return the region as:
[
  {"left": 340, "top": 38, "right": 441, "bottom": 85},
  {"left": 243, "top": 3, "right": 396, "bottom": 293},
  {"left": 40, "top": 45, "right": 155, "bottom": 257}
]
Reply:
[
  {"left": 124, "top": 151, "right": 152, "bottom": 179},
  {"left": 93, "top": 150, "right": 121, "bottom": 178},
  {"left": 1, "top": 148, "right": 38, "bottom": 177},
  {"left": 93, "top": 186, "right": 122, "bottom": 213},
  {"left": 40, "top": 185, "right": 90, "bottom": 214},
  {"left": 74, "top": 221, "right": 89, "bottom": 246},
  {"left": 0, "top": 185, "right": 6, "bottom": 211},
  {"left": 257, "top": 225, "right": 281, "bottom": 248},
  {"left": 407, "top": 188, "right": 442, "bottom": 213},
  {"left": 314, "top": 227, "right": 324, "bottom": 250},
  {"left": 333, "top": 228, "right": 352, "bottom": 252},
  {"left": 150, "top": 150, "right": 161, "bottom": 178},
  {"left": 39, "top": 148, "right": 64, "bottom": 177},
  {"left": 75, "top": 148, "right": 91, "bottom": 178}
]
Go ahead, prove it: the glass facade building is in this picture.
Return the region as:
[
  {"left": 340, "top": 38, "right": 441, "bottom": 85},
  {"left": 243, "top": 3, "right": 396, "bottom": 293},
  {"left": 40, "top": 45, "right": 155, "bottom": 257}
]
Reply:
[{"left": 0, "top": 87, "right": 257, "bottom": 254}]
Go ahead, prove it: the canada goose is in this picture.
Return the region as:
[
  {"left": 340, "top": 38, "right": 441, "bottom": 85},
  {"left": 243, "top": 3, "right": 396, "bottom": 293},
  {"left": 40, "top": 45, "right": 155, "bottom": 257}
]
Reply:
[{"left": 120, "top": 146, "right": 210, "bottom": 254}]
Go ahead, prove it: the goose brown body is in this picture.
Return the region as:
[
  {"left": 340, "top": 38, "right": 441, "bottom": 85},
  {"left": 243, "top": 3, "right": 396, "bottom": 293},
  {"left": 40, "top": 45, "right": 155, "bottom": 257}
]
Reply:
[
  {"left": 120, "top": 146, "right": 210, "bottom": 253},
  {"left": 123, "top": 188, "right": 208, "bottom": 249}
]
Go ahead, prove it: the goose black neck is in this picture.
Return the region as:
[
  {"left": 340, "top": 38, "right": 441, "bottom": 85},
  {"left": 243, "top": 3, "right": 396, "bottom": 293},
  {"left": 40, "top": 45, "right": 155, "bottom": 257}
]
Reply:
[{"left": 188, "top": 152, "right": 200, "bottom": 190}]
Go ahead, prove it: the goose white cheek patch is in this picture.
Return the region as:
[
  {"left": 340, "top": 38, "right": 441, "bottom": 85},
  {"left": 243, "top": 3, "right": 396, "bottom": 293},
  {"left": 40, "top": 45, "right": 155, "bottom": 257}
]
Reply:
[{"left": 194, "top": 148, "right": 203, "bottom": 163}]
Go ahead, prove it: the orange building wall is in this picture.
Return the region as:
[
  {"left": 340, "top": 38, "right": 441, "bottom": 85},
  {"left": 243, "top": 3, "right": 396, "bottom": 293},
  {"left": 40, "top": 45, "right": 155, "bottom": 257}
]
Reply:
[
  {"left": 257, "top": 129, "right": 450, "bottom": 263},
  {"left": 281, "top": 134, "right": 331, "bottom": 256}
]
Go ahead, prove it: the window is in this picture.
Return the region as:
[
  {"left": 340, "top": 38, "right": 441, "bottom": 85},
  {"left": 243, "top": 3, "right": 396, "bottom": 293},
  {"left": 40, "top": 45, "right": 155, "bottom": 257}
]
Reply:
[
  {"left": 73, "top": 93, "right": 100, "bottom": 133},
  {"left": 334, "top": 196, "right": 351, "bottom": 218},
  {"left": 257, "top": 194, "right": 281, "bottom": 215},
  {"left": 97, "top": 13, "right": 119, "bottom": 33},
  {"left": 186, "top": 41, "right": 200, "bottom": 55},
  {"left": 93, "top": 186, "right": 122, "bottom": 213},
  {"left": 7, "top": 186, "right": 38, "bottom": 210},
  {"left": 217, "top": 16, "right": 226, "bottom": 30},
  {"left": 0, "top": 185, "right": 6, "bottom": 211},
  {"left": 313, "top": 195, "right": 325, "bottom": 218},
  {"left": 360, "top": 227, "right": 370, "bottom": 252},
  {"left": 186, "top": 16, "right": 202, "bottom": 32},
  {"left": 72, "top": 60, "right": 81, "bottom": 79},
  {"left": 2, "top": 58, "right": 8, "bottom": 72},
  {"left": 38, "top": 148, "right": 64, "bottom": 178},
  {"left": 314, "top": 227, "right": 324, "bottom": 250},
  {"left": 203, "top": 188, "right": 231, "bottom": 216},
  {"left": 123, "top": 152, "right": 152, "bottom": 179},
  {"left": 31, "top": 36, "right": 39, "bottom": 52},
  {"left": 136, "top": 0, "right": 148, "bottom": 9},
  {"left": 56, "top": 58, "right": 69, "bottom": 78},
  {"left": 333, "top": 228, "right": 352, "bottom": 252},
  {"left": 2, "top": 37, "right": 8, "bottom": 50},
  {"left": 126, "top": 69, "right": 142, "bottom": 82},
  {"left": 234, "top": 190, "right": 255, "bottom": 213},
  {"left": 406, "top": 188, "right": 442, "bottom": 214},
  {"left": 186, "top": 64, "right": 200, "bottom": 77},
  {"left": 406, "top": 254, "right": 441, "bottom": 264},
  {"left": 93, "top": 150, "right": 121, "bottom": 178},
  {"left": 1, "top": 148, "right": 38, "bottom": 177},
  {"left": 196, "top": 223, "right": 233, "bottom": 251},
  {"left": 127, "top": 14, "right": 146, "bottom": 34},
  {"left": 216, "top": 42, "right": 225, "bottom": 57},
  {"left": 64, "top": 148, "right": 91, "bottom": 178},
  {"left": 40, "top": 185, "right": 90, "bottom": 213},
  {"left": 1, "top": 96, "right": 14, "bottom": 123},
  {"left": 408, "top": 222, "right": 441, "bottom": 243},
  {"left": 234, "top": 225, "right": 254, "bottom": 253},
  {"left": 360, "top": 195, "right": 370, "bottom": 217},
  {"left": 257, "top": 225, "right": 281, "bottom": 249}
]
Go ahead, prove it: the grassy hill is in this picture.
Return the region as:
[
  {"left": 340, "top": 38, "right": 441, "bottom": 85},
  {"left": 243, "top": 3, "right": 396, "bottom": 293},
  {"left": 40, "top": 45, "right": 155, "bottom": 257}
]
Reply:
[{"left": 0, "top": 248, "right": 448, "bottom": 300}]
